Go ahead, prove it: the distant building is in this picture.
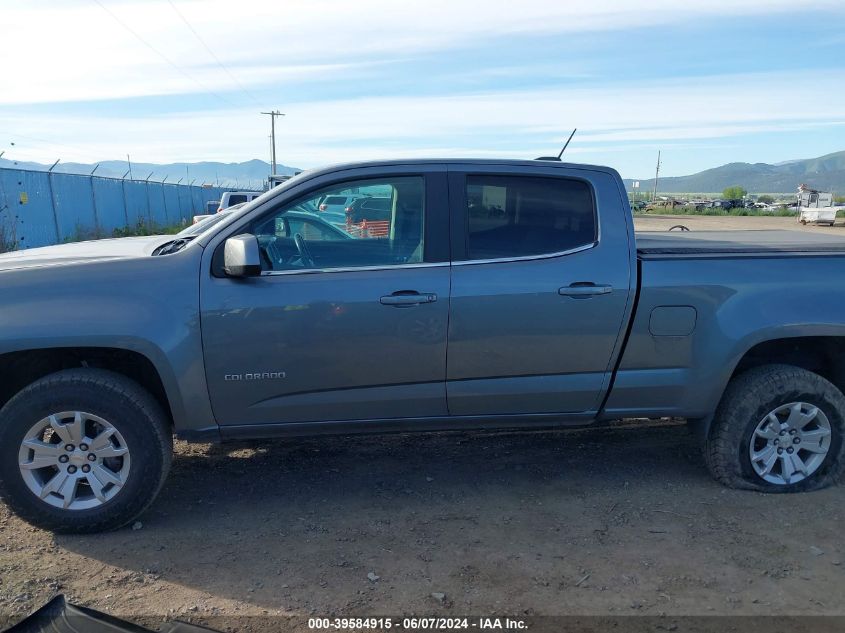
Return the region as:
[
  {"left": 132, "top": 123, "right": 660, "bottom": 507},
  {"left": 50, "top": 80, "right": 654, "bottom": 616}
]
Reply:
[
  {"left": 797, "top": 184, "right": 833, "bottom": 208},
  {"left": 797, "top": 184, "right": 836, "bottom": 225}
]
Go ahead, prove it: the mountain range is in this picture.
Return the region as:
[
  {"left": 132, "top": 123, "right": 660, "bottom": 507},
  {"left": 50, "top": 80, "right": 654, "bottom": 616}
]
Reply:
[
  {"left": 0, "top": 157, "right": 298, "bottom": 189},
  {"left": 625, "top": 150, "right": 845, "bottom": 194},
  {"left": 2, "top": 150, "right": 844, "bottom": 194}
]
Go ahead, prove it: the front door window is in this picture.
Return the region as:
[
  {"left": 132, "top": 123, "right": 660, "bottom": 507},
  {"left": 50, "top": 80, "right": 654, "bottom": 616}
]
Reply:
[{"left": 251, "top": 177, "right": 425, "bottom": 272}]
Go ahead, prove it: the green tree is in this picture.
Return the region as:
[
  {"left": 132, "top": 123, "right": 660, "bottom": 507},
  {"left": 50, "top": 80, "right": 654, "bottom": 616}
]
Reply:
[
  {"left": 722, "top": 185, "right": 748, "bottom": 200},
  {"left": 757, "top": 194, "right": 775, "bottom": 204}
]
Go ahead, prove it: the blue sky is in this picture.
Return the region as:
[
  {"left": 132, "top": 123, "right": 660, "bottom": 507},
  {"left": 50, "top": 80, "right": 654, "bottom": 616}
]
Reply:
[{"left": 1, "top": 0, "right": 844, "bottom": 178}]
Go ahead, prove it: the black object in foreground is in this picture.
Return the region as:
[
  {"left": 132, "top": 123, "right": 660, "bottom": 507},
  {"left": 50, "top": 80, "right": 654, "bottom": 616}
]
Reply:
[{"left": 3, "top": 595, "right": 218, "bottom": 633}]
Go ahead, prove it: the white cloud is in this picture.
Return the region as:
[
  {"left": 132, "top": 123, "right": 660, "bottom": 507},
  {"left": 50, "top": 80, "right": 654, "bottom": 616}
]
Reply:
[
  {"left": 1, "top": 0, "right": 842, "bottom": 104},
  {"left": 2, "top": 69, "right": 843, "bottom": 168},
  {"left": 2, "top": 1, "right": 843, "bottom": 176}
]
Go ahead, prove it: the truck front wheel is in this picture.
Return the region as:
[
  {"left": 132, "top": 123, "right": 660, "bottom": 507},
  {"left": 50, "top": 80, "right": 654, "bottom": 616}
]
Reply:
[
  {"left": 705, "top": 364, "right": 845, "bottom": 492},
  {"left": 0, "top": 369, "right": 172, "bottom": 533}
]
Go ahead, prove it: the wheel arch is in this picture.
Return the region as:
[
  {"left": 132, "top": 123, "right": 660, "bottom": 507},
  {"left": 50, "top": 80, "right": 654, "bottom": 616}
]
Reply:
[
  {"left": 0, "top": 346, "right": 177, "bottom": 431},
  {"left": 726, "top": 333, "right": 845, "bottom": 396},
  {"left": 730, "top": 336, "right": 845, "bottom": 392},
  {"left": 693, "top": 333, "right": 845, "bottom": 438}
]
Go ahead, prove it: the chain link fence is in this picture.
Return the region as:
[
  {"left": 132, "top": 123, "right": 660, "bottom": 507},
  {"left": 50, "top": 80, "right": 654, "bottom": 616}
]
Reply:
[{"left": 0, "top": 167, "right": 232, "bottom": 251}]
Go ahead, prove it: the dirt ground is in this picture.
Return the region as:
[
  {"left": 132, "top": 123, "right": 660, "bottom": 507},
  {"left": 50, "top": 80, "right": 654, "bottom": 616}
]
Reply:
[
  {"left": 1, "top": 421, "right": 844, "bottom": 630},
  {"left": 2, "top": 214, "right": 845, "bottom": 631}
]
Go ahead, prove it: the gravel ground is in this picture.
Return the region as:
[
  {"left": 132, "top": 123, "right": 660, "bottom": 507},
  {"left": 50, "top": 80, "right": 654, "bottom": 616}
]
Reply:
[
  {"left": 2, "top": 214, "right": 845, "bottom": 631},
  {"left": 1, "top": 421, "right": 844, "bottom": 631}
]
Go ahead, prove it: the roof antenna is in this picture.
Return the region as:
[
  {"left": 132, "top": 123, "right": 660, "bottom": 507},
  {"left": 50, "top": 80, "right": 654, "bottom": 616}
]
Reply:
[{"left": 536, "top": 128, "right": 577, "bottom": 161}]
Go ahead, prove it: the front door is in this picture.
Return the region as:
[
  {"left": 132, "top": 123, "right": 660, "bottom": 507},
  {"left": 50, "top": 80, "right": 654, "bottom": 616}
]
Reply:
[
  {"left": 200, "top": 169, "right": 450, "bottom": 426},
  {"left": 446, "top": 165, "right": 633, "bottom": 416}
]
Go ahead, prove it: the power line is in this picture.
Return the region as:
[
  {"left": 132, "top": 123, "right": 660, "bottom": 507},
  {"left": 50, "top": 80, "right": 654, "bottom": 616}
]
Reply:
[
  {"left": 0, "top": 132, "right": 107, "bottom": 163},
  {"left": 90, "top": 0, "right": 238, "bottom": 108},
  {"left": 165, "top": 0, "right": 260, "bottom": 105}
]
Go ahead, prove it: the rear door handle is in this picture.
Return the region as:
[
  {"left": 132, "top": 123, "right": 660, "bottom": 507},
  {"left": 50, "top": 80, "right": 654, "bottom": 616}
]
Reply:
[
  {"left": 380, "top": 291, "right": 437, "bottom": 307},
  {"left": 558, "top": 283, "right": 613, "bottom": 298}
]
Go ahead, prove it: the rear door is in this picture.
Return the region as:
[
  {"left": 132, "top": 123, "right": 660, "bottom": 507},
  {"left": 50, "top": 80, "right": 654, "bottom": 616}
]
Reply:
[{"left": 446, "top": 164, "right": 634, "bottom": 416}]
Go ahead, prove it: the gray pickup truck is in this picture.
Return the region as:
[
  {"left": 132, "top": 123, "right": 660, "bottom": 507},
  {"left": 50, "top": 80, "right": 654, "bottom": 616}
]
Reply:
[{"left": 1, "top": 158, "right": 844, "bottom": 533}]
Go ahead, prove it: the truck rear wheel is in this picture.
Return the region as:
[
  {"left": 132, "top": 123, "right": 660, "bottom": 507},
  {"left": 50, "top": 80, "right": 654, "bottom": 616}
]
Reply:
[
  {"left": 0, "top": 369, "right": 172, "bottom": 533},
  {"left": 705, "top": 364, "right": 845, "bottom": 492}
]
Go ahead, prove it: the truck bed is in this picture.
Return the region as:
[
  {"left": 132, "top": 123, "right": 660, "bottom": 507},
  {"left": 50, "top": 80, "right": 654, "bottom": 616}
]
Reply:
[{"left": 636, "top": 230, "right": 845, "bottom": 257}]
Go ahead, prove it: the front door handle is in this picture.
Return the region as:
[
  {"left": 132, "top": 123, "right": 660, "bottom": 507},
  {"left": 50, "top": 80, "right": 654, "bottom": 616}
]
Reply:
[
  {"left": 380, "top": 291, "right": 437, "bottom": 307},
  {"left": 558, "top": 283, "right": 613, "bottom": 298}
]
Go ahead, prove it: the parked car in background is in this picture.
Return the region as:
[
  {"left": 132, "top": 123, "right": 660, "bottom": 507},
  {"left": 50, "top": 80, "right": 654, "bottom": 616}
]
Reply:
[
  {"left": 219, "top": 191, "right": 262, "bottom": 211},
  {"left": 258, "top": 210, "right": 354, "bottom": 243},
  {"left": 708, "top": 200, "right": 731, "bottom": 209},
  {"left": 317, "top": 195, "right": 361, "bottom": 218},
  {"left": 345, "top": 196, "right": 392, "bottom": 223},
  {"left": 191, "top": 207, "right": 346, "bottom": 242}
]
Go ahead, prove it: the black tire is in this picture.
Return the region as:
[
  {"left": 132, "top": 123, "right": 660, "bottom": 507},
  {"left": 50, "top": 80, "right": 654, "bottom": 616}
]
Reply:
[
  {"left": 0, "top": 369, "right": 172, "bottom": 533},
  {"left": 705, "top": 364, "right": 845, "bottom": 492}
]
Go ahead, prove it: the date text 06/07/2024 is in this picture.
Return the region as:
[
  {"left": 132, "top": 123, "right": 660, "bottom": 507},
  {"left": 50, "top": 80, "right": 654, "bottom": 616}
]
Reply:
[{"left": 307, "top": 617, "right": 528, "bottom": 630}]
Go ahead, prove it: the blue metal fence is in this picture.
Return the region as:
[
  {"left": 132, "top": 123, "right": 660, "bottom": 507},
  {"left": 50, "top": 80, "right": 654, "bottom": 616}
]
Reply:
[{"left": 0, "top": 167, "right": 231, "bottom": 250}]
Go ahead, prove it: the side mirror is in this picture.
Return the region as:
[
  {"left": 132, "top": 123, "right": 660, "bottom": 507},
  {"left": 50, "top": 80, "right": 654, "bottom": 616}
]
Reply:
[{"left": 224, "top": 234, "right": 261, "bottom": 277}]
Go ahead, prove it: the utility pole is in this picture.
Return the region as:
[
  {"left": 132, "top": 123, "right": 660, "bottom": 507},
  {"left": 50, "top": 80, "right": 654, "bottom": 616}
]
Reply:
[
  {"left": 651, "top": 150, "right": 661, "bottom": 203},
  {"left": 260, "top": 110, "right": 285, "bottom": 175},
  {"left": 127, "top": 154, "right": 133, "bottom": 180}
]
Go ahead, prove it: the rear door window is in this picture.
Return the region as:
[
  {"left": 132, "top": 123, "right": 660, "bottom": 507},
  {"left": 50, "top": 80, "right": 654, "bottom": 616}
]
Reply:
[{"left": 464, "top": 175, "right": 596, "bottom": 260}]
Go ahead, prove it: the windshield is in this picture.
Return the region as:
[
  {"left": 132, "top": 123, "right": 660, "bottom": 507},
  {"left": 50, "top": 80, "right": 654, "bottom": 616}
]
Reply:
[
  {"left": 173, "top": 177, "right": 311, "bottom": 240},
  {"left": 176, "top": 211, "right": 233, "bottom": 237}
]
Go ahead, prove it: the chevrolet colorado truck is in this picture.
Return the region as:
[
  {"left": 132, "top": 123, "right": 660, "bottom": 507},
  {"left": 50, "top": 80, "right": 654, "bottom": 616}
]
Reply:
[{"left": 1, "top": 159, "right": 843, "bottom": 533}]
